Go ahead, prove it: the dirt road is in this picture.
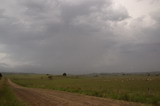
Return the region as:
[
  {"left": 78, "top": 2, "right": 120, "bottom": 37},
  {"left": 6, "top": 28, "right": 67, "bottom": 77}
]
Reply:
[{"left": 8, "top": 80, "right": 146, "bottom": 106}]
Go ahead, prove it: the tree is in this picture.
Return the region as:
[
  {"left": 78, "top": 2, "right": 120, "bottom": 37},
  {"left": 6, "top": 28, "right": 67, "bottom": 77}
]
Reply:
[
  {"left": 48, "top": 75, "right": 53, "bottom": 80},
  {"left": 122, "top": 73, "right": 126, "bottom": 76},
  {"left": 0, "top": 73, "right": 2, "bottom": 80},
  {"left": 63, "top": 73, "right": 67, "bottom": 77}
]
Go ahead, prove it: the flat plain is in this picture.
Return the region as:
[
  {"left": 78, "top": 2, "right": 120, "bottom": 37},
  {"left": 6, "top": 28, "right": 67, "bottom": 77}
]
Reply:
[{"left": 8, "top": 74, "right": 160, "bottom": 105}]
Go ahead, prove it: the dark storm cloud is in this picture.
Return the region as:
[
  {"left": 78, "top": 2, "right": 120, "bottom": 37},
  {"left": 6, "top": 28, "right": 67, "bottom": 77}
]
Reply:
[{"left": 0, "top": 0, "right": 159, "bottom": 74}]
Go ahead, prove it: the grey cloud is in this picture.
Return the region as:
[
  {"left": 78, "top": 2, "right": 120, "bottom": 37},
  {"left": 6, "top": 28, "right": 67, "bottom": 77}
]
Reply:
[
  {"left": 60, "top": 0, "right": 108, "bottom": 22},
  {"left": 0, "top": 0, "right": 159, "bottom": 74},
  {"left": 105, "top": 7, "right": 129, "bottom": 21}
]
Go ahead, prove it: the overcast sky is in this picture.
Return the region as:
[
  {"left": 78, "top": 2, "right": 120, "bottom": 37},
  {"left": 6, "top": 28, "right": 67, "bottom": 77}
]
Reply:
[{"left": 0, "top": 0, "right": 160, "bottom": 74}]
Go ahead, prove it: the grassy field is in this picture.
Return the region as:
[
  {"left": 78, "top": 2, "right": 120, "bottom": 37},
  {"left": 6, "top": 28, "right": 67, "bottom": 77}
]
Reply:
[
  {"left": 8, "top": 74, "right": 160, "bottom": 105},
  {"left": 0, "top": 78, "right": 25, "bottom": 106}
]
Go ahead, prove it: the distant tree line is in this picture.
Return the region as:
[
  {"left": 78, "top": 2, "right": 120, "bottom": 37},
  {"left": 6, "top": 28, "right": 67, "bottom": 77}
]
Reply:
[{"left": 45, "top": 73, "right": 67, "bottom": 80}]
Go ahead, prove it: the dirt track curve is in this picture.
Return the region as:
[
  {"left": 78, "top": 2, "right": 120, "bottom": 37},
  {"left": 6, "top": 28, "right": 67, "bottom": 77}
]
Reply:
[{"left": 8, "top": 79, "right": 146, "bottom": 106}]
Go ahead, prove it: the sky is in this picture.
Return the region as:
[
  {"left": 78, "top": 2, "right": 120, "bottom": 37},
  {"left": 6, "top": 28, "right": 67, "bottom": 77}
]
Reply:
[{"left": 0, "top": 0, "right": 160, "bottom": 74}]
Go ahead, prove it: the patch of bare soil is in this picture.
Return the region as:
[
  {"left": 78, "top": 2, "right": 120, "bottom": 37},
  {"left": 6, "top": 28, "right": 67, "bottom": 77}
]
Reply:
[{"left": 8, "top": 80, "right": 147, "bottom": 106}]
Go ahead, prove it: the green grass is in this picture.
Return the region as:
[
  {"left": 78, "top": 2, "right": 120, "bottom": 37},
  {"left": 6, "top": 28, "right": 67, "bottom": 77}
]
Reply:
[
  {"left": 0, "top": 78, "right": 25, "bottom": 106},
  {"left": 8, "top": 74, "right": 160, "bottom": 105}
]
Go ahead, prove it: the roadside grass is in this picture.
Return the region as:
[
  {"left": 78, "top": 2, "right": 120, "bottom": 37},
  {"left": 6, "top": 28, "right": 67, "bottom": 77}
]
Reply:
[
  {"left": 8, "top": 74, "right": 160, "bottom": 105},
  {"left": 0, "top": 78, "right": 25, "bottom": 106}
]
